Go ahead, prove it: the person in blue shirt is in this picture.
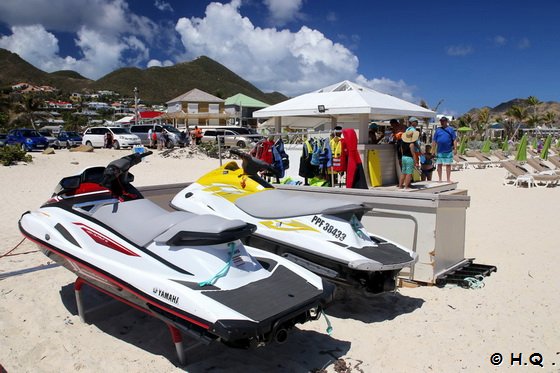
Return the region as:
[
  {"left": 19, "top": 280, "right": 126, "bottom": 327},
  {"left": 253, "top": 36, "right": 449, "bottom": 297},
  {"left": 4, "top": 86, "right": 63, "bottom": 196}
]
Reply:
[{"left": 431, "top": 116, "right": 457, "bottom": 182}]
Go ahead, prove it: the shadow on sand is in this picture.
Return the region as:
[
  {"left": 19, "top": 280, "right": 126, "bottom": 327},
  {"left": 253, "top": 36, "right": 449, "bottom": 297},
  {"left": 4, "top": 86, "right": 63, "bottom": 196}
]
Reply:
[
  {"left": 59, "top": 282, "right": 351, "bottom": 371},
  {"left": 326, "top": 288, "right": 425, "bottom": 323}
]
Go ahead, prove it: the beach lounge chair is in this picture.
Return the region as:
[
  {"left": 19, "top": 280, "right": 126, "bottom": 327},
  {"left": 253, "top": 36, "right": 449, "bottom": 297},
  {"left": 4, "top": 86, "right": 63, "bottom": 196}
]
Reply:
[
  {"left": 502, "top": 160, "right": 560, "bottom": 188},
  {"left": 452, "top": 155, "right": 469, "bottom": 170},
  {"left": 492, "top": 150, "right": 510, "bottom": 161},
  {"left": 526, "top": 158, "right": 560, "bottom": 175},
  {"left": 471, "top": 150, "right": 501, "bottom": 167},
  {"left": 460, "top": 152, "right": 488, "bottom": 169},
  {"left": 548, "top": 155, "right": 560, "bottom": 169}
]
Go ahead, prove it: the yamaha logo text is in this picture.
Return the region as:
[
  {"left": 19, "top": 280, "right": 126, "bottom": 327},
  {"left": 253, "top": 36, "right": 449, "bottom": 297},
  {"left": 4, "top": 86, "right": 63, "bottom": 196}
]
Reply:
[{"left": 153, "top": 287, "right": 179, "bottom": 304}]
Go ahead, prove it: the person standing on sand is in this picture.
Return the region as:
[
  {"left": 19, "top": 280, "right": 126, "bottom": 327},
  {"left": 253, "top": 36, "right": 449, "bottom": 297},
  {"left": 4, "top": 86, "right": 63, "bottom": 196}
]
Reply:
[
  {"left": 148, "top": 128, "right": 154, "bottom": 148},
  {"left": 389, "top": 119, "right": 407, "bottom": 169},
  {"left": 150, "top": 129, "right": 158, "bottom": 148},
  {"left": 432, "top": 116, "right": 457, "bottom": 182},
  {"left": 420, "top": 144, "right": 435, "bottom": 181},
  {"left": 398, "top": 129, "right": 419, "bottom": 189},
  {"left": 193, "top": 126, "right": 203, "bottom": 145},
  {"left": 104, "top": 131, "right": 113, "bottom": 148}
]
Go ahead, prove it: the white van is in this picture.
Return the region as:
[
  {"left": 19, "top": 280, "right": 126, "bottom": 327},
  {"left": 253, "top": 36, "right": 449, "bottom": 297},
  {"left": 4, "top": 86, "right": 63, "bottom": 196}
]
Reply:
[{"left": 82, "top": 127, "right": 141, "bottom": 149}]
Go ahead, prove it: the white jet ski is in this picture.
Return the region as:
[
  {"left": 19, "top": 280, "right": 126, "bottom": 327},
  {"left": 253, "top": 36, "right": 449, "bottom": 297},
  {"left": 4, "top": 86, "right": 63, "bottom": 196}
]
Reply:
[
  {"left": 19, "top": 151, "right": 334, "bottom": 364},
  {"left": 171, "top": 149, "right": 417, "bottom": 295}
]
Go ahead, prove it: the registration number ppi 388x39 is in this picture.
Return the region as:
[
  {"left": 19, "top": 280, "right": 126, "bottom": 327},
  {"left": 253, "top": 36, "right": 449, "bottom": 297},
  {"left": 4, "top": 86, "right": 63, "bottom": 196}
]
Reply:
[{"left": 310, "top": 215, "right": 348, "bottom": 241}]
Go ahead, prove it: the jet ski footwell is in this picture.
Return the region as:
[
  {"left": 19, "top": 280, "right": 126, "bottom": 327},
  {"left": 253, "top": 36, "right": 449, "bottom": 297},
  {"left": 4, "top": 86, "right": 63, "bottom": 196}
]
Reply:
[{"left": 244, "top": 234, "right": 402, "bottom": 294}]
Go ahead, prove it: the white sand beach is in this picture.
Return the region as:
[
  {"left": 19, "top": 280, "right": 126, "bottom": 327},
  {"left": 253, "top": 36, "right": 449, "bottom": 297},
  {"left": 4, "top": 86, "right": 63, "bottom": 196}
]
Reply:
[{"left": 1, "top": 148, "right": 559, "bottom": 372}]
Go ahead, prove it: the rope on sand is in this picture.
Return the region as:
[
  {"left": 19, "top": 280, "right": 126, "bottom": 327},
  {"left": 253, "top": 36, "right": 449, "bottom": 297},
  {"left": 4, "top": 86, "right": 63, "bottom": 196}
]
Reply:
[
  {"left": 0, "top": 237, "right": 28, "bottom": 259},
  {"left": 463, "top": 275, "right": 486, "bottom": 289}
]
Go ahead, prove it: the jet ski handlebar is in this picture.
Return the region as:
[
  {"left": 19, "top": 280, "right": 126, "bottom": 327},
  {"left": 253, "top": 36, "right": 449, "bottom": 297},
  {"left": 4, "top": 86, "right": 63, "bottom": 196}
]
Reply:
[
  {"left": 230, "top": 148, "right": 279, "bottom": 177},
  {"left": 101, "top": 151, "right": 152, "bottom": 191}
]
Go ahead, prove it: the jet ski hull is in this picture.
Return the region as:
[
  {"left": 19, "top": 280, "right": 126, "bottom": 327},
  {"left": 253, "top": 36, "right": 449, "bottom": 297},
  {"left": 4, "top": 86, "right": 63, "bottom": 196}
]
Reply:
[{"left": 19, "top": 200, "right": 333, "bottom": 348}]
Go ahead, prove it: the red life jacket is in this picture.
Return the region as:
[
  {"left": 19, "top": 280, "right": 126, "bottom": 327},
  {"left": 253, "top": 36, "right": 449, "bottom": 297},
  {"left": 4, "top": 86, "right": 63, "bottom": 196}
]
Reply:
[{"left": 256, "top": 140, "right": 274, "bottom": 164}]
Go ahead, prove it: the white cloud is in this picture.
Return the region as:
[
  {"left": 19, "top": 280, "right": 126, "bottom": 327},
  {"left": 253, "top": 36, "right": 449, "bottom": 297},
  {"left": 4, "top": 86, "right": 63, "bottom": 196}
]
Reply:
[
  {"left": 0, "top": 0, "right": 158, "bottom": 41},
  {"left": 147, "top": 59, "right": 174, "bottom": 67},
  {"left": 175, "top": 1, "right": 363, "bottom": 96},
  {"left": 154, "top": 0, "right": 173, "bottom": 12},
  {"left": 263, "top": 0, "right": 303, "bottom": 26},
  {"left": 0, "top": 0, "right": 164, "bottom": 79},
  {"left": 517, "top": 37, "right": 530, "bottom": 49},
  {"left": 493, "top": 35, "right": 507, "bottom": 46},
  {"left": 0, "top": 24, "right": 129, "bottom": 79},
  {"left": 326, "top": 12, "right": 338, "bottom": 22},
  {"left": 446, "top": 44, "right": 474, "bottom": 56},
  {"left": 0, "top": 24, "right": 61, "bottom": 66},
  {"left": 356, "top": 75, "right": 418, "bottom": 104}
]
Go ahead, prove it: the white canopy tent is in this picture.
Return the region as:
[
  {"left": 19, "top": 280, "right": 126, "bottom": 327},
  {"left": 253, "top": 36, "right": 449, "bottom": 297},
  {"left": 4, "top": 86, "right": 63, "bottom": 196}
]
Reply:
[{"left": 254, "top": 80, "right": 435, "bottom": 143}]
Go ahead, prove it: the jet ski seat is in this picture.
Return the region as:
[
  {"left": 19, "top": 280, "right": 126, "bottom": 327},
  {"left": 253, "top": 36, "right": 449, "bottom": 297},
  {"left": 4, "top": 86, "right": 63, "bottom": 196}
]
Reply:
[
  {"left": 92, "top": 199, "right": 254, "bottom": 247},
  {"left": 234, "top": 189, "right": 367, "bottom": 219}
]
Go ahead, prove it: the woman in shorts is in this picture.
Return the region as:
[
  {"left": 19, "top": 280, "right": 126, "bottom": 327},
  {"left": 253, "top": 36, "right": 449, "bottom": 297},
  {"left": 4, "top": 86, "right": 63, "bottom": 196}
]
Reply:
[{"left": 398, "top": 129, "right": 419, "bottom": 189}]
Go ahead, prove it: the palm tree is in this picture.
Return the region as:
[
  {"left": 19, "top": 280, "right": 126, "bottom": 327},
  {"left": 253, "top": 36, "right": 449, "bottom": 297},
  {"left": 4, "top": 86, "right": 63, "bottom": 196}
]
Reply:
[
  {"left": 526, "top": 95, "right": 541, "bottom": 117},
  {"left": 526, "top": 114, "right": 542, "bottom": 127},
  {"left": 457, "top": 112, "right": 474, "bottom": 129},
  {"left": 7, "top": 93, "right": 48, "bottom": 130},
  {"left": 474, "top": 108, "right": 490, "bottom": 139},
  {"left": 418, "top": 99, "right": 431, "bottom": 129},
  {"left": 542, "top": 111, "right": 556, "bottom": 126},
  {"left": 505, "top": 105, "right": 528, "bottom": 139}
]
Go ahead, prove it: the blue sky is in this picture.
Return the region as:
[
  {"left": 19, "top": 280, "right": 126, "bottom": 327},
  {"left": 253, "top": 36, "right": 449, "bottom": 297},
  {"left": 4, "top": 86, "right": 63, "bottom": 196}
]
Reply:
[{"left": 0, "top": 0, "right": 558, "bottom": 116}]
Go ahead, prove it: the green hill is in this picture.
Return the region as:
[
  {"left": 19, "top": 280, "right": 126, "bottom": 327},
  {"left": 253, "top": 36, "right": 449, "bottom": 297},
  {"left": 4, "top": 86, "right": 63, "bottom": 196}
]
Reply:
[
  {"left": 91, "top": 56, "right": 285, "bottom": 104},
  {"left": 0, "top": 48, "right": 286, "bottom": 105},
  {"left": 0, "top": 49, "right": 94, "bottom": 92}
]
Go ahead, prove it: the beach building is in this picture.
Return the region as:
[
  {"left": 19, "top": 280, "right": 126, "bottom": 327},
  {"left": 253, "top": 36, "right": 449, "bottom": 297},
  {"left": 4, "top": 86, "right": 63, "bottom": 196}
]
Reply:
[
  {"left": 163, "top": 88, "right": 228, "bottom": 130},
  {"left": 87, "top": 102, "right": 111, "bottom": 110},
  {"left": 224, "top": 93, "right": 269, "bottom": 127},
  {"left": 47, "top": 101, "right": 73, "bottom": 110}
]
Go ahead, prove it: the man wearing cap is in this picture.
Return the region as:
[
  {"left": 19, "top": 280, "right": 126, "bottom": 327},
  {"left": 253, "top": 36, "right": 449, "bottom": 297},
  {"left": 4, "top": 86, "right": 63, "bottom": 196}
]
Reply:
[
  {"left": 407, "top": 117, "right": 419, "bottom": 132},
  {"left": 404, "top": 117, "right": 424, "bottom": 165},
  {"left": 398, "top": 129, "right": 420, "bottom": 189},
  {"left": 431, "top": 116, "right": 457, "bottom": 182}
]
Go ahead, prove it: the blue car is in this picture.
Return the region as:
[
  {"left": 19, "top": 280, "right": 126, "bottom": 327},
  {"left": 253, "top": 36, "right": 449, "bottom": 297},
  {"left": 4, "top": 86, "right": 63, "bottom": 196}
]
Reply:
[
  {"left": 57, "top": 131, "right": 83, "bottom": 148},
  {"left": 6, "top": 128, "right": 49, "bottom": 151}
]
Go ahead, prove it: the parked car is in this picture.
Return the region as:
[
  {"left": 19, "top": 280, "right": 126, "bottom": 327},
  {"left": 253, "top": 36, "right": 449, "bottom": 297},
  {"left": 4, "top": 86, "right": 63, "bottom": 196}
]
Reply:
[
  {"left": 38, "top": 129, "right": 59, "bottom": 149},
  {"left": 200, "top": 127, "right": 260, "bottom": 148},
  {"left": 129, "top": 124, "right": 188, "bottom": 148},
  {"left": 6, "top": 128, "right": 49, "bottom": 151},
  {"left": 0, "top": 134, "right": 7, "bottom": 147},
  {"left": 82, "top": 127, "right": 141, "bottom": 149},
  {"left": 57, "top": 131, "right": 83, "bottom": 148}
]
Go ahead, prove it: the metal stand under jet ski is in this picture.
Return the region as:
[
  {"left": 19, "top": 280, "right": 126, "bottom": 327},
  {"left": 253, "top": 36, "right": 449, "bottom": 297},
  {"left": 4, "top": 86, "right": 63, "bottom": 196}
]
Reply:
[
  {"left": 171, "top": 148, "right": 418, "bottom": 296},
  {"left": 19, "top": 151, "right": 334, "bottom": 364}
]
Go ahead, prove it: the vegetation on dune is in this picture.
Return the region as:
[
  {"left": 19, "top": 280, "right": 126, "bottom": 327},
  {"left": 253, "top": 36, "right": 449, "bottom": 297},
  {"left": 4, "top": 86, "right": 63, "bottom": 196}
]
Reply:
[{"left": 0, "top": 145, "right": 33, "bottom": 166}]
